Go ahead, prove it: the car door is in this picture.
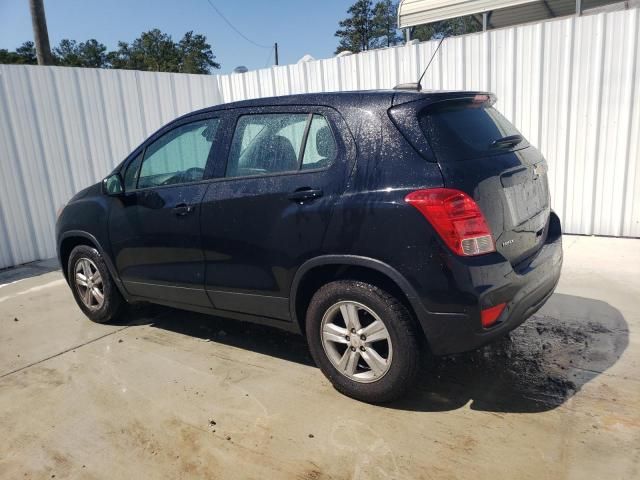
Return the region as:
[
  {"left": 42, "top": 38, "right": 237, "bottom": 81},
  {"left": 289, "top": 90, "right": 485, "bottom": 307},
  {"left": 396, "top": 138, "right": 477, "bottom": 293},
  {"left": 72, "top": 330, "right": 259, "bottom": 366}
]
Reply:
[
  {"left": 200, "top": 106, "right": 355, "bottom": 321},
  {"left": 109, "top": 113, "right": 224, "bottom": 307}
]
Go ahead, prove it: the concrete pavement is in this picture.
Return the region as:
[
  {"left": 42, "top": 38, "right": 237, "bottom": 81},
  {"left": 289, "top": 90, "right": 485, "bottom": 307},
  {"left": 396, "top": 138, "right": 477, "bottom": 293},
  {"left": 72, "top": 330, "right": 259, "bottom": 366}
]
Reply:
[{"left": 1, "top": 235, "right": 638, "bottom": 479}]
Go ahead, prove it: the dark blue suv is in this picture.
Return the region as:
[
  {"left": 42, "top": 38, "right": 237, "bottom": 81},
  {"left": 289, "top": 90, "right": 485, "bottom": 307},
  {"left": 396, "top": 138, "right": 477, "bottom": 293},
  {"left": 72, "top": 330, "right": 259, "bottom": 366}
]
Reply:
[{"left": 56, "top": 90, "right": 563, "bottom": 402}]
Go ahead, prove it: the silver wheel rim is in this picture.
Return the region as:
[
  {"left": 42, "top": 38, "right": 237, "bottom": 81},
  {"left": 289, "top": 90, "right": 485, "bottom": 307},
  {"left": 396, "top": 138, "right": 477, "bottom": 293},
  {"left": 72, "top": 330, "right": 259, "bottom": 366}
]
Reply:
[
  {"left": 320, "top": 301, "right": 393, "bottom": 383},
  {"left": 74, "top": 258, "right": 104, "bottom": 310}
]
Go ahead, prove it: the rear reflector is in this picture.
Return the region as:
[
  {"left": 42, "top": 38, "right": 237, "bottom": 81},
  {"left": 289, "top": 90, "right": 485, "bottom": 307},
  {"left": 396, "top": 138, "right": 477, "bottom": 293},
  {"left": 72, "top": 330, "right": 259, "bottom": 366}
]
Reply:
[
  {"left": 481, "top": 303, "right": 506, "bottom": 328},
  {"left": 405, "top": 188, "right": 496, "bottom": 256}
]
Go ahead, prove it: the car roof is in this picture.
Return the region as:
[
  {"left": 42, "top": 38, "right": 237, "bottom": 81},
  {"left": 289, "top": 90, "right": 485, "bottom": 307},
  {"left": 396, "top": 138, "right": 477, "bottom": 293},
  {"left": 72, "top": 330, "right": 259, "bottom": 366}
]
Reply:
[
  {"left": 187, "top": 89, "right": 493, "bottom": 117},
  {"left": 204, "top": 90, "right": 396, "bottom": 111}
]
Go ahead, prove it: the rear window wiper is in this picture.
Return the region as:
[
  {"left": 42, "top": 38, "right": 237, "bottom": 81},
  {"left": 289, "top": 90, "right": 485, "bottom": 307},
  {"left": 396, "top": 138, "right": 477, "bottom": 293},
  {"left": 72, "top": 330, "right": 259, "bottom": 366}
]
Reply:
[{"left": 490, "top": 134, "right": 523, "bottom": 149}]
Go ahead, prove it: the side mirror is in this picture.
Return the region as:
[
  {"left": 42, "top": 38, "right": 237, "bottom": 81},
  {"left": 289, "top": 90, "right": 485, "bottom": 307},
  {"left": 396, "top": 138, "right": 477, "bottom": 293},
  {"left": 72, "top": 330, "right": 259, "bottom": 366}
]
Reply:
[{"left": 103, "top": 173, "right": 124, "bottom": 196}]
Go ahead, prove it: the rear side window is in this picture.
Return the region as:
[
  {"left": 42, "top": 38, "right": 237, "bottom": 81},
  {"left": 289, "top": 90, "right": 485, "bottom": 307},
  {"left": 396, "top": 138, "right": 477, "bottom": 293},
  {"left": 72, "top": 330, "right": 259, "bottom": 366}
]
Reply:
[
  {"left": 302, "top": 114, "right": 336, "bottom": 170},
  {"left": 226, "top": 114, "right": 307, "bottom": 178},
  {"left": 137, "top": 118, "right": 219, "bottom": 189},
  {"left": 226, "top": 113, "right": 336, "bottom": 178},
  {"left": 420, "top": 102, "right": 527, "bottom": 162}
]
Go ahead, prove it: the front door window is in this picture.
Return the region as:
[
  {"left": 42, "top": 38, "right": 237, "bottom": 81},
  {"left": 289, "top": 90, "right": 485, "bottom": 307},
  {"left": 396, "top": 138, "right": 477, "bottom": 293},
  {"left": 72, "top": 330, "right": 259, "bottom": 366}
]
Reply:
[{"left": 136, "top": 118, "right": 220, "bottom": 189}]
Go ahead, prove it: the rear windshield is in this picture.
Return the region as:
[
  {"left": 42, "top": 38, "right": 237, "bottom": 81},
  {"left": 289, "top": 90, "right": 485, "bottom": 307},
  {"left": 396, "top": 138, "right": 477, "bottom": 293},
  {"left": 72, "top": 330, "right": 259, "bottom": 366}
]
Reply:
[{"left": 420, "top": 102, "right": 528, "bottom": 162}]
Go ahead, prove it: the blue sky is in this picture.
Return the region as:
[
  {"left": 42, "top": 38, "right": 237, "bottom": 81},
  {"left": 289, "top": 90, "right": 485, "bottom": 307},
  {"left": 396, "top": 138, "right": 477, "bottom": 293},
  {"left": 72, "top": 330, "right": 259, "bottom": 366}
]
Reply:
[{"left": 0, "top": 0, "right": 352, "bottom": 73}]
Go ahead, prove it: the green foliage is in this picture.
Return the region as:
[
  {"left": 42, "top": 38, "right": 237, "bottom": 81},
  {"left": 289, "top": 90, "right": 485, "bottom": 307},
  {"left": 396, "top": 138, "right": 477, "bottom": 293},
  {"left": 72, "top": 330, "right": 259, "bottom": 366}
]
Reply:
[
  {"left": 1, "top": 30, "right": 220, "bottom": 74},
  {"left": 335, "top": 0, "right": 374, "bottom": 54},
  {"left": 15, "top": 41, "right": 38, "bottom": 63},
  {"left": 411, "top": 15, "right": 482, "bottom": 41},
  {"left": 0, "top": 41, "right": 37, "bottom": 64},
  {"left": 54, "top": 39, "right": 108, "bottom": 67},
  {"left": 178, "top": 31, "right": 221, "bottom": 73},
  {"left": 335, "top": 0, "right": 401, "bottom": 54},
  {"left": 108, "top": 29, "right": 180, "bottom": 72},
  {"left": 371, "top": 0, "right": 402, "bottom": 48}
]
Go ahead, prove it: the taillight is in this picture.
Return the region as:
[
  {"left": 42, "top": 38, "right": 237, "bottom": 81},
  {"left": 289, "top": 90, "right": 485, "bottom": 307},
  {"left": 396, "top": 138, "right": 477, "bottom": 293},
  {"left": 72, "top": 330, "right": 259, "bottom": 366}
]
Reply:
[{"left": 405, "top": 188, "right": 495, "bottom": 256}]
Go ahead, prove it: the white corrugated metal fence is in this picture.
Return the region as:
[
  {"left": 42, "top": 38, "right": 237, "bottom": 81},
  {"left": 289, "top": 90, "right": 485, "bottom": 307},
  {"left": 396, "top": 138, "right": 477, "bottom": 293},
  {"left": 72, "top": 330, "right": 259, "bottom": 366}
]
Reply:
[{"left": 0, "top": 8, "right": 639, "bottom": 269}]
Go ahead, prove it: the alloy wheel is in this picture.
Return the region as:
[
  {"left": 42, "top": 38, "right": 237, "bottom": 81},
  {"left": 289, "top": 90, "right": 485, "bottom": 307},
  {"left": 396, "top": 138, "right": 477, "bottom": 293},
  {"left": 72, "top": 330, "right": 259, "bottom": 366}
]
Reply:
[
  {"left": 74, "top": 258, "right": 105, "bottom": 310},
  {"left": 320, "top": 301, "right": 393, "bottom": 383}
]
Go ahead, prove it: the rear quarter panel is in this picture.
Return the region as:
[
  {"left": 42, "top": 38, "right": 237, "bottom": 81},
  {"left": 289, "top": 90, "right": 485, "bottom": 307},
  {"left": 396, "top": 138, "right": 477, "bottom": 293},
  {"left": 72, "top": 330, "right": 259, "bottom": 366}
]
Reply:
[{"left": 321, "top": 105, "right": 478, "bottom": 316}]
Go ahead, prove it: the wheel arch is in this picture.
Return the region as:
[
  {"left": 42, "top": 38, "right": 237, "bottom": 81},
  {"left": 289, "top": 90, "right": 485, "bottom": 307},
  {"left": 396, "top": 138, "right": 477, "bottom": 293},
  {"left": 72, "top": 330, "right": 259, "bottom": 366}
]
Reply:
[
  {"left": 58, "top": 231, "right": 125, "bottom": 297},
  {"left": 290, "top": 255, "right": 425, "bottom": 338}
]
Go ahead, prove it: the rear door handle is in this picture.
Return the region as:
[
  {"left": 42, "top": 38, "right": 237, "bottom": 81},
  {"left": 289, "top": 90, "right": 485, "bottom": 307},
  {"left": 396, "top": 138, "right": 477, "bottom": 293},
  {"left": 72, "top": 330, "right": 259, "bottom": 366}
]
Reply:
[
  {"left": 288, "top": 188, "right": 324, "bottom": 203},
  {"left": 173, "top": 203, "right": 195, "bottom": 216}
]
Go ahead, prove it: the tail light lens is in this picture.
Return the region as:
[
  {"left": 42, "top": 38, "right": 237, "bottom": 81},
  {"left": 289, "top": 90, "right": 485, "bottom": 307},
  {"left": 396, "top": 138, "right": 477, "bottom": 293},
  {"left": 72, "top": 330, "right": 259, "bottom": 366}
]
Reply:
[{"left": 405, "top": 188, "right": 495, "bottom": 256}]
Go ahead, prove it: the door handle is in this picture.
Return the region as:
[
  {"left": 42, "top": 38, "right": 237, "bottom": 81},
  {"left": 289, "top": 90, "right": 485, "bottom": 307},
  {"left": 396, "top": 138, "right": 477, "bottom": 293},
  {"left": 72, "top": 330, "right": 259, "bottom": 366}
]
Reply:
[
  {"left": 173, "top": 203, "right": 195, "bottom": 216},
  {"left": 288, "top": 188, "right": 323, "bottom": 203}
]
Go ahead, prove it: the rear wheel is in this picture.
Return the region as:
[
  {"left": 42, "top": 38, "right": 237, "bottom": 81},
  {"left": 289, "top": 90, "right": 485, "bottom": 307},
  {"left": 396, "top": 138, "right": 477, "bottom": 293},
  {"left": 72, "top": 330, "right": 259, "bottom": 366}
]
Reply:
[
  {"left": 68, "top": 245, "right": 124, "bottom": 324},
  {"left": 306, "top": 280, "right": 421, "bottom": 403}
]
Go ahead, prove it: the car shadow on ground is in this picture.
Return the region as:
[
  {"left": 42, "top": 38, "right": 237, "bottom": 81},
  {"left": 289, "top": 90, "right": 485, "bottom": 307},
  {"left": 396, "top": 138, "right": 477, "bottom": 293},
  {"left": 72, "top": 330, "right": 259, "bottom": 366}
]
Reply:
[{"left": 137, "top": 292, "right": 628, "bottom": 414}]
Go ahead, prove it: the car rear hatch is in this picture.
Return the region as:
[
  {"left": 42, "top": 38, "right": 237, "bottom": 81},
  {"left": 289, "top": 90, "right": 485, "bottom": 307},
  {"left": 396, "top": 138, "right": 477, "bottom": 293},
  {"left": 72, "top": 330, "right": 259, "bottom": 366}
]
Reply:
[{"left": 390, "top": 93, "right": 551, "bottom": 266}]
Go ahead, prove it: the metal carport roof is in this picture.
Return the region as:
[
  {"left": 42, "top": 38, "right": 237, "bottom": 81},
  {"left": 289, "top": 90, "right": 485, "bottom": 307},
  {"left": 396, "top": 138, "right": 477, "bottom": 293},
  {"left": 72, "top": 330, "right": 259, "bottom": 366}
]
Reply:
[{"left": 397, "top": 0, "right": 628, "bottom": 29}]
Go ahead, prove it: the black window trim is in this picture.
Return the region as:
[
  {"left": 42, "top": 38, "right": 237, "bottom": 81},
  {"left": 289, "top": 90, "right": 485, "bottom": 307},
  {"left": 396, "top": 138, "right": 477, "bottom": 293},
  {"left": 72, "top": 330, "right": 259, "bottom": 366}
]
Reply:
[
  {"left": 297, "top": 112, "right": 314, "bottom": 167},
  {"left": 122, "top": 151, "right": 143, "bottom": 193}
]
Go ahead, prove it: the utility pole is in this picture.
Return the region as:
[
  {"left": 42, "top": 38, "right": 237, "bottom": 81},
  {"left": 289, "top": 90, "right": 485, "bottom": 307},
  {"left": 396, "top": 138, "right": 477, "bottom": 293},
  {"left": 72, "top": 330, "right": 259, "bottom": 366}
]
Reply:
[
  {"left": 29, "top": 0, "right": 54, "bottom": 65},
  {"left": 274, "top": 42, "right": 279, "bottom": 66}
]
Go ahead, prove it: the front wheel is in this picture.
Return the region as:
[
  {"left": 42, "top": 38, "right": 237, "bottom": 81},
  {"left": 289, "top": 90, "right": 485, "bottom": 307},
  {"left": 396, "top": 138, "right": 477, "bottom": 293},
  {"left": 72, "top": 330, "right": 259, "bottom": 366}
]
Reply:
[
  {"left": 68, "top": 245, "right": 124, "bottom": 324},
  {"left": 306, "top": 280, "right": 421, "bottom": 403}
]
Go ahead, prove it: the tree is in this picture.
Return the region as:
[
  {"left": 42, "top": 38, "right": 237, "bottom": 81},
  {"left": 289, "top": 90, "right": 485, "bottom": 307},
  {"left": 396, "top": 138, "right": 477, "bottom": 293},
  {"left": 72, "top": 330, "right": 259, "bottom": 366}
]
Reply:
[
  {"left": 1, "top": 41, "right": 39, "bottom": 64},
  {"left": 54, "top": 39, "right": 108, "bottom": 67},
  {"left": 106, "top": 41, "right": 134, "bottom": 70},
  {"left": 108, "top": 29, "right": 180, "bottom": 72},
  {"left": 107, "top": 29, "right": 220, "bottom": 73},
  {"left": 54, "top": 39, "right": 81, "bottom": 66},
  {"left": 0, "top": 41, "right": 36, "bottom": 64},
  {"left": 371, "top": 0, "right": 401, "bottom": 48},
  {"left": 1, "top": 29, "right": 220, "bottom": 73},
  {"left": 77, "top": 39, "right": 108, "bottom": 68},
  {"left": 335, "top": 0, "right": 374, "bottom": 54},
  {"left": 178, "top": 31, "right": 220, "bottom": 73},
  {"left": 335, "top": 1, "right": 401, "bottom": 54},
  {"left": 411, "top": 15, "right": 481, "bottom": 41}
]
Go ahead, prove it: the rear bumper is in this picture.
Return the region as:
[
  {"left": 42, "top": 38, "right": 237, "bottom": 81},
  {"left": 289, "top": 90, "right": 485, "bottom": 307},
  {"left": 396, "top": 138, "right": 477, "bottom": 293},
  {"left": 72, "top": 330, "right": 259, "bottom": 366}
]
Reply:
[{"left": 416, "top": 212, "right": 563, "bottom": 356}]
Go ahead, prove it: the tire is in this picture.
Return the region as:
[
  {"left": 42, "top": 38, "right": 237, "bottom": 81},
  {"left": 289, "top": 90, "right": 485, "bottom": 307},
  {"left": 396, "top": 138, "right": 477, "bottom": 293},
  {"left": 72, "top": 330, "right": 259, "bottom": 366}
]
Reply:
[
  {"left": 306, "top": 280, "right": 421, "bottom": 403},
  {"left": 67, "top": 245, "right": 125, "bottom": 324}
]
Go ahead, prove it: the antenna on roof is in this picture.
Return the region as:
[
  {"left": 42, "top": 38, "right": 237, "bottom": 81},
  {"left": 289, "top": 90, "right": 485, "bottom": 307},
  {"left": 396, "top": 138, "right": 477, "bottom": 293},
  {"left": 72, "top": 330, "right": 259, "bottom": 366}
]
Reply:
[{"left": 394, "top": 36, "right": 446, "bottom": 92}]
